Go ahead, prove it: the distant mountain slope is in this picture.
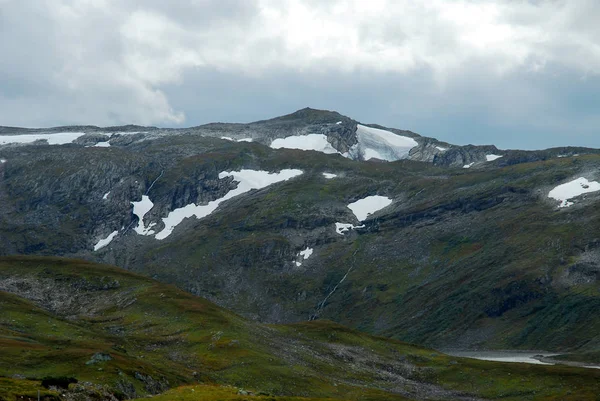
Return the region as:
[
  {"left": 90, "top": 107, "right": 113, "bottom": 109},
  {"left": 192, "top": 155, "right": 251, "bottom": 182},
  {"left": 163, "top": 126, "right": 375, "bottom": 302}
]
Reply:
[
  {"left": 1, "top": 256, "right": 599, "bottom": 400},
  {"left": 2, "top": 108, "right": 600, "bottom": 356}
]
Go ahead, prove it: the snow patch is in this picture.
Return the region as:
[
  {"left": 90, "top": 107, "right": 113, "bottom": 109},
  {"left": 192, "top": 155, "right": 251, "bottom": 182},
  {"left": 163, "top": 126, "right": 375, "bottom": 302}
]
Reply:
[
  {"left": 94, "top": 231, "right": 118, "bottom": 251},
  {"left": 295, "top": 247, "right": 314, "bottom": 267},
  {"left": 548, "top": 177, "right": 600, "bottom": 208},
  {"left": 347, "top": 196, "right": 392, "bottom": 221},
  {"left": 300, "top": 247, "right": 313, "bottom": 260},
  {"left": 221, "top": 137, "right": 252, "bottom": 142},
  {"left": 346, "top": 125, "right": 418, "bottom": 161},
  {"left": 0, "top": 159, "right": 6, "bottom": 164},
  {"left": 335, "top": 222, "right": 365, "bottom": 235},
  {"left": 94, "top": 141, "right": 111, "bottom": 147},
  {"left": 0, "top": 132, "right": 85, "bottom": 145},
  {"left": 155, "top": 169, "right": 303, "bottom": 240},
  {"left": 270, "top": 134, "right": 338, "bottom": 154},
  {"left": 435, "top": 146, "right": 448, "bottom": 151},
  {"left": 102, "top": 192, "right": 110, "bottom": 200},
  {"left": 131, "top": 195, "right": 156, "bottom": 235},
  {"left": 322, "top": 172, "right": 337, "bottom": 179},
  {"left": 336, "top": 121, "right": 342, "bottom": 125},
  {"left": 463, "top": 162, "right": 474, "bottom": 169},
  {"left": 486, "top": 154, "right": 503, "bottom": 162}
]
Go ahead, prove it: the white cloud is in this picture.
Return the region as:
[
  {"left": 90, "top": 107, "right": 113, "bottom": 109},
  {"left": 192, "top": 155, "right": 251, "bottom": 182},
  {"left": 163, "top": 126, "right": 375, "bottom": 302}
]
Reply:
[{"left": 0, "top": 0, "right": 599, "bottom": 127}]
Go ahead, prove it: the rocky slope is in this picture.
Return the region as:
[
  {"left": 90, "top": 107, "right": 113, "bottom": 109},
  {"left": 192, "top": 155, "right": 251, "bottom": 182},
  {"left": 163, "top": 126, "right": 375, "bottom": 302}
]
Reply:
[{"left": 1, "top": 108, "right": 600, "bottom": 356}]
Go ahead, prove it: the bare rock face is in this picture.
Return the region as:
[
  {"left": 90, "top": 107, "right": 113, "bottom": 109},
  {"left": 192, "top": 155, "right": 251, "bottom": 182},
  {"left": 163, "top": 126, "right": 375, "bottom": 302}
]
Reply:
[{"left": 74, "top": 133, "right": 110, "bottom": 146}]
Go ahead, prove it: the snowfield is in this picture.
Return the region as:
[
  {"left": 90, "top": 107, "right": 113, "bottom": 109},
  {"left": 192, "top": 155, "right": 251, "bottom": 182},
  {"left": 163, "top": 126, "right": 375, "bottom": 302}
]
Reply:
[
  {"left": 347, "top": 125, "right": 418, "bottom": 161},
  {"left": 155, "top": 169, "right": 303, "bottom": 240},
  {"left": 347, "top": 196, "right": 393, "bottom": 221},
  {"left": 322, "top": 172, "right": 337, "bottom": 179},
  {"left": 463, "top": 162, "right": 474, "bottom": 169},
  {"left": 270, "top": 134, "right": 338, "bottom": 154},
  {"left": 0, "top": 132, "right": 86, "bottom": 145},
  {"left": 94, "top": 141, "right": 111, "bottom": 147},
  {"left": 548, "top": 177, "right": 600, "bottom": 208},
  {"left": 131, "top": 195, "right": 156, "bottom": 235},
  {"left": 94, "top": 231, "right": 118, "bottom": 251},
  {"left": 335, "top": 195, "right": 392, "bottom": 235},
  {"left": 486, "top": 154, "right": 503, "bottom": 162}
]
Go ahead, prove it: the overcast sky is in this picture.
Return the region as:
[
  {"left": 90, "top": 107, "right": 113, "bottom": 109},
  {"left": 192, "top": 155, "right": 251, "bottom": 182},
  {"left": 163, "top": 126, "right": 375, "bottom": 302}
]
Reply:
[{"left": 1, "top": 0, "right": 599, "bottom": 149}]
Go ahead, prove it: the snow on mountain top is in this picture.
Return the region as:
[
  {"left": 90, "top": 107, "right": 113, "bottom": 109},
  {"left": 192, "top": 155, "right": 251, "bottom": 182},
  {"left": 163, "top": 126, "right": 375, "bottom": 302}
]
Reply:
[
  {"left": 270, "top": 134, "right": 338, "bottom": 154},
  {"left": 486, "top": 154, "right": 503, "bottom": 162},
  {"left": 548, "top": 177, "right": 600, "bottom": 208},
  {"left": 0, "top": 132, "right": 85, "bottom": 145},
  {"left": 322, "top": 172, "right": 337, "bottom": 179},
  {"left": 347, "top": 125, "right": 418, "bottom": 161},
  {"left": 347, "top": 195, "right": 393, "bottom": 221},
  {"left": 94, "top": 230, "right": 118, "bottom": 251},
  {"left": 436, "top": 146, "right": 448, "bottom": 151},
  {"left": 155, "top": 169, "right": 303, "bottom": 240}
]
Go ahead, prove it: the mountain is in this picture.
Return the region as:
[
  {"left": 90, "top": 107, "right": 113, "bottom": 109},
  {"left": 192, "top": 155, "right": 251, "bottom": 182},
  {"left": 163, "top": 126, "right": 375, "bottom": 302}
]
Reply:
[
  {"left": 1, "top": 107, "right": 600, "bottom": 357},
  {"left": 1, "top": 256, "right": 599, "bottom": 400}
]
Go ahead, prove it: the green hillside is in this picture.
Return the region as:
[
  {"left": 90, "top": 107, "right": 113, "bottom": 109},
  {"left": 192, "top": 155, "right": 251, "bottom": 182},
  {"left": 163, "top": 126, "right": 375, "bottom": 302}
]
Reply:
[{"left": 1, "top": 257, "right": 599, "bottom": 400}]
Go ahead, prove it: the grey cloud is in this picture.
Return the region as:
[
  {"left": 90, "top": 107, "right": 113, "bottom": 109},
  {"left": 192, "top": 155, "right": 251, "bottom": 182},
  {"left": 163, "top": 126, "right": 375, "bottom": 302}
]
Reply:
[{"left": 0, "top": 0, "right": 598, "bottom": 150}]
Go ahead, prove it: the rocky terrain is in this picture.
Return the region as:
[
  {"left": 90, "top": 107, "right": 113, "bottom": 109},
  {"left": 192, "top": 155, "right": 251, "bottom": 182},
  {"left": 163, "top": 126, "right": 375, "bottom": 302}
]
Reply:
[{"left": 1, "top": 107, "right": 600, "bottom": 357}]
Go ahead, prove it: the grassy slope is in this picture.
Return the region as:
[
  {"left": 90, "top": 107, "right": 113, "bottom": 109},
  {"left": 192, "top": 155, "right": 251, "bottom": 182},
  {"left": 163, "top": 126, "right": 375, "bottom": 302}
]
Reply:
[{"left": 1, "top": 257, "right": 600, "bottom": 401}]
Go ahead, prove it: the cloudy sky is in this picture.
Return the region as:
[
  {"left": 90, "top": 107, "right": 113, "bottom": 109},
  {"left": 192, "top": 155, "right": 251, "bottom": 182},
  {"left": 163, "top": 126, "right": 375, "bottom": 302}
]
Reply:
[{"left": 1, "top": 0, "right": 599, "bottom": 149}]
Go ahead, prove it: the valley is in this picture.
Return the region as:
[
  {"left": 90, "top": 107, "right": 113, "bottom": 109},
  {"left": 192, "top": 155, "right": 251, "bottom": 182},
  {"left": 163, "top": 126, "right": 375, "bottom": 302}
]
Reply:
[{"left": 1, "top": 108, "right": 600, "bottom": 399}]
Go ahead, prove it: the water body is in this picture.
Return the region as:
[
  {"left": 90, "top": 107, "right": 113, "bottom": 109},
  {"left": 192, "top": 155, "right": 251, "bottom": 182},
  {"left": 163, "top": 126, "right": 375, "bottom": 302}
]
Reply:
[{"left": 446, "top": 351, "right": 558, "bottom": 365}]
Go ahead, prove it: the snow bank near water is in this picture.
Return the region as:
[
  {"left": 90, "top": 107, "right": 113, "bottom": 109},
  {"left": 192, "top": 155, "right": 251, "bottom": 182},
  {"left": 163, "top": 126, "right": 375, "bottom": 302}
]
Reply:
[
  {"left": 548, "top": 177, "right": 600, "bottom": 208},
  {"left": 155, "top": 169, "right": 303, "bottom": 240}
]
